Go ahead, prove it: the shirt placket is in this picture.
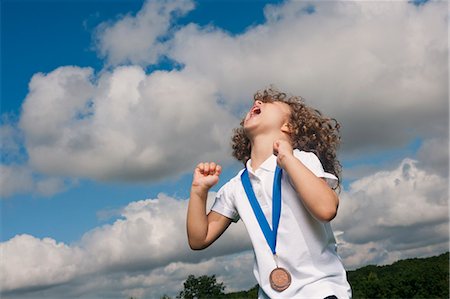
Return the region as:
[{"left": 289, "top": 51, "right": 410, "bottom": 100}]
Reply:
[{"left": 253, "top": 170, "right": 272, "bottom": 215}]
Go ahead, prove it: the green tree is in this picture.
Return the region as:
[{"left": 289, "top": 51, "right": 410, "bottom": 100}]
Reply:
[
  {"left": 347, "top": 252, "right": 449, "bottom": 299},
  {"left": 177, "top": 274, "right": 226, "bottom": 299}
]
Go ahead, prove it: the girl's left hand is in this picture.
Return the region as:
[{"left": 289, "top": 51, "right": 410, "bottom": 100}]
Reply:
[{"left": 273, "top": 139, "right": 294, "bottom": 168}]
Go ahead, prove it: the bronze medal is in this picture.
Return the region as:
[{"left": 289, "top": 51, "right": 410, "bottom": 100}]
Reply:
[
  {"left": 242, "top": 168, "right": 290, "bottom": 292},
  {"left": 269, "top": 267, "right": 291, "bottom": 292}
]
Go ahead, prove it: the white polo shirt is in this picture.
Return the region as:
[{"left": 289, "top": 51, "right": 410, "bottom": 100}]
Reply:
[{"left": 211, "top": 150, "right": 352, "bottom": 299}]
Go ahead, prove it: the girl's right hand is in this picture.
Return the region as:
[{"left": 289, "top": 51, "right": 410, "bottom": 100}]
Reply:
[{"left": 192, "top": 162, "right": 222, "bottom": 191}]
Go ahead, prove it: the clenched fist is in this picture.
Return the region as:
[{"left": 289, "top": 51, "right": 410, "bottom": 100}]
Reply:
[
  {"left": 192, "top": 162, "right": 222, "bottom": 192},
  {"left": 273, "top": 139, "right": 294, "bottom": 169}
]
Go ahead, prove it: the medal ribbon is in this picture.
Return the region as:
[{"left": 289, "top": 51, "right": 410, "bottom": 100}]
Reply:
[{"left": 241, "top": 166, "right": 282, "bottom": 255}]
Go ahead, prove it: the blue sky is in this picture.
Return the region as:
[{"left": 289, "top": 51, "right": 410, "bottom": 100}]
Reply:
[
  {"left": 1, "top": 0, "right": 281, "bottom": 243},
  {"left": 2, "top": 0, "right": 281, "bottom": 113},
  {"left": 1, "top": 0, "right": 448, "bottom": 298}
]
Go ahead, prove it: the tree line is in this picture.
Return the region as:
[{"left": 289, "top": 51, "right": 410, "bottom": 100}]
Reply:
[{"left": 151, "top": 251, "right": 449, "bottom": 299}]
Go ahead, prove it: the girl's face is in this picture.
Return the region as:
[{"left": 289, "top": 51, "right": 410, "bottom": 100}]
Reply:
[{"left": 243, "top": 100, "right": 291, "bottom": 136}]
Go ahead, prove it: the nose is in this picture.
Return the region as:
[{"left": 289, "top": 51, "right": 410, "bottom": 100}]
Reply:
[{"left": 255, "top": 100, "right": 263, "bottom": 106}]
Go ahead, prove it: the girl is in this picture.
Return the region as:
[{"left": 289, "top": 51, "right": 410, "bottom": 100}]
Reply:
[{"left": 187, "top": 87, "right": 351, "bottom": 298}]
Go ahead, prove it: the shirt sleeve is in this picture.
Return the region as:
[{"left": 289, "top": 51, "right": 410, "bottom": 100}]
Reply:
[
  {"left": 210, "top": 182, "right": 240, "bottom": 222},
  {"left": 293, "top": 150, "right": 339, "bottom": 189}
]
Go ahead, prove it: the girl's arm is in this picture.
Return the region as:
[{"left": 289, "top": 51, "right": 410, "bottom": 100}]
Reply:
[
  {"left": 187, "top": 162, "right": 232, "bottom": 250},
  {"left": 274, "top": 140, "right": 339, "bottom": 222}
]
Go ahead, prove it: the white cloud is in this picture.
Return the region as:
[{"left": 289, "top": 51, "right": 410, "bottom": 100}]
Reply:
[
  {"left": 2, "top": 157, "right": 448, "bottom": 297},
  {"left": 0, "top": 234, "right": 84, "bottom": 292},
  {"left": 0, "top": 121, "right": 72, "bottom": 198},
  {"left": 0, "top": 165, "right": 33, "bottom": 197},
  {"left": 337, "top": 135, "right": 449, "bottom": 186},
  {"left": 1, "top": 110, "right": 74, "bottom": 198},
  {"left": 1, "top": 250, "right": 256, "bottom": 299},
  {"left": 0, "top": 193, "right": 251, "bottom": 297},
  {"left": 0, "top": 119, "right": 24, "bottom": 163},
  {"left": 94, "top": 0, "right": 194, "bottom": 66},
  {"left": 115, "top": 251, "right": 256, "bottom": 298},
  {"left": 35, "top": 177, "right": 68, "bottom": 197},
  {"left": 18, "top": 65, "right": 237, "bottom": 182},
  {"left": 2, "top": 0, "right": 444, "bottom": 189},
  {"left": 417, "top": 137, "right": 449, "bottom": 177},
  {"left": 2, "top": 0, "right": 448, "bottom": 295},
  {"left": 333, "top": 158, "right": 449, "bottom": 269},
  {"left": 168, "top": 0, "right": 447, "bottom": 157},
  {"left": 0, "top": 164, "right": 69, "bottom": 198}
]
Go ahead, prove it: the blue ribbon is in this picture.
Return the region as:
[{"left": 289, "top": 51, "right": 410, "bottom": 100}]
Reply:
[{"left": 241, "top": 166, "right": 282, "bottom": 255}]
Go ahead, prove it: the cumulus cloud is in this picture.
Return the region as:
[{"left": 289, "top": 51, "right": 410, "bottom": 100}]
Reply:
[
  {"left": 0, "top": 119, "right": 25, "bottom": 163},
  {"left": 167, "top": 0, "right": 448, "bottom": 157},
  {"left": 417, "top": 137, "right": 449, "bottom": 177},
  {"left": 7, "top": 0, "right": 445, "bottom": 189},
  {"left": 0, "top": 165, "right": 33, "bottom": 197},
  {"left": 337, "top": 135, "right": 449, "bottom": 186},
  {"left": 333, "top": 158, "right": 449, "bottom": 269},
  {"left": 0, "top": 122, "right": 70, "bottom": 198},
  {"left": 19, "top": 65, "right": 237, "bottom": 182},
  {"left": 0, "top": 164, "right": 67, "bottom": 198},
  {"left": 0, "top": 235, "right": 84, "bottom": 293},
  {"left": 2, "top": 0, "right": 448, "bottom": 295},
  {"left": 94, "top": 0, "right": 194, "bottom": 66},
  {"left": 115, "top": 251, "right": 256, "bottom": 299},
  {"left": 2, "top": 0, "right": 446, "bottom": 193},
  {"left": 1, "top": 250, "right": 255, "bottom": 299},
  {"left": 0, "top": 193, "right": 251, "bottom": 297},
  {"left": 2, "top": 158, "right": 448, "bottom": 297}
]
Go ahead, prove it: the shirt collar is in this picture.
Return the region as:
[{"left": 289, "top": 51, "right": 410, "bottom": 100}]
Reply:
[{"left": 246, "top": 154, "right": 278, "bottom": 174}]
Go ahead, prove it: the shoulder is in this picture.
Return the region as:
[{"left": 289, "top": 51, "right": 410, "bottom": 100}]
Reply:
[
  {"left": 212, "top": 169, "right": 244, "bottom": 222},
  {"left": 216, "top": 168, "right": 245, "bottom": 196},
  {"left": 292, "top": 149, "right": 322, "bottom": 174},
  {"left": 293, "top": 149, "right": 338, "bottom": 188},
  {"left": 293, "top": 149, "right": 321, "bottom": 165}
]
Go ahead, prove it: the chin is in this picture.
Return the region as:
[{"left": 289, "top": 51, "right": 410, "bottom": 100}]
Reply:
[{"left": 243, "top": 125, "right": 255, "bottom": 136}]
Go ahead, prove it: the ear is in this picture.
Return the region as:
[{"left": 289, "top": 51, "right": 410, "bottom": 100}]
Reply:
[{"left": 281, "top": 122, "right": 291, "bottom": 134}]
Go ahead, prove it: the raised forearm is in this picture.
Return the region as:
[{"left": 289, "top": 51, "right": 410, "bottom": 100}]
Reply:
[
  {"left": 187, "top": 162, "right": 230, "bottom": 250},
  {"left": 187, "top": 186, "right": 210, "bottom": 249},
  {"left": 280, "top": 154, "right": 339, "bottom": 222}
]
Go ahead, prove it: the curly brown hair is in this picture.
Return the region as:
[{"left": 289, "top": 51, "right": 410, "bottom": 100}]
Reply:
[{"left": 231, "top": 87, "right": 342, "bottom": 189}]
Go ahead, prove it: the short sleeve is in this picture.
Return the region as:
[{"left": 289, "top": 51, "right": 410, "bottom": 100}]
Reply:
[
  {"left": 293, "top": 150, "right": 339, "bottom": 189},
  {"left": 210, "top": 182, "right": 240, "bottom": 222}
]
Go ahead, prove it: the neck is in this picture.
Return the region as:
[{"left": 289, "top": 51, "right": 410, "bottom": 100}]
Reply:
[{"left": 249, "top": 132, "right": 286, "bottom": 170}]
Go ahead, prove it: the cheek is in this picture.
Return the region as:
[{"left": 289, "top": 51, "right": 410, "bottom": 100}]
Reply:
[
  {"left": 274, "top": 103, "right": 292, "bottom": 121},
  {"left": 278, "top": 109, "right": 291, "bottom": 124}
]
